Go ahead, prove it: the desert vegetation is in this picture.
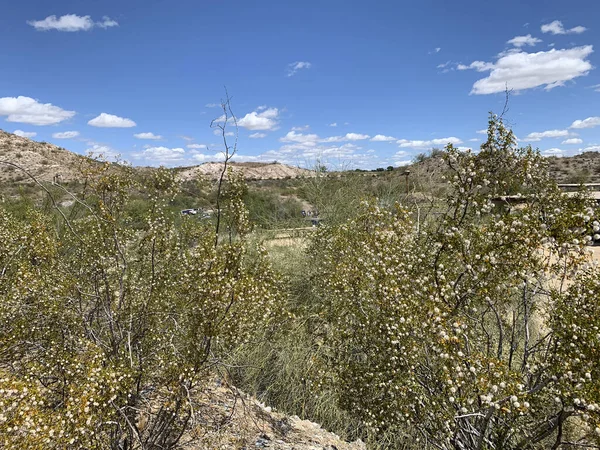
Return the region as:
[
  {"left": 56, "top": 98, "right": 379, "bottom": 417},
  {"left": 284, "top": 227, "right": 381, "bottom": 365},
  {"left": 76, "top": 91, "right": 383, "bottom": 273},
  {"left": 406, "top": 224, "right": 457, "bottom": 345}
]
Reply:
[{"left": 1, "top": 114, "right": 600, "bottom": 449}]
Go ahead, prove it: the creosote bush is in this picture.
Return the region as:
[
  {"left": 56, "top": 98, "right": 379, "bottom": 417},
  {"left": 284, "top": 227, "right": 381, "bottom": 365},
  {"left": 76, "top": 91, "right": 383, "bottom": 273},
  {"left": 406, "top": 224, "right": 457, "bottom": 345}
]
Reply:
[
  {"left": 0, "top": 163, "right": 283, "bottom": 449},
  {"left": 303, "top": 116, "right": 600, "bottom": 448}
]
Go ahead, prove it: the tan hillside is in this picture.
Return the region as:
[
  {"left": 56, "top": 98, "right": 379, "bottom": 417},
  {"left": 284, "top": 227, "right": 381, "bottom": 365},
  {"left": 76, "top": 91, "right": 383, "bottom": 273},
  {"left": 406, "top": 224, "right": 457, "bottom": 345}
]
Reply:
[
  {"left": 0, "top": 130, "right": 93, "bottom": 183},
  {"left": 0, "top": 130, "right": 313, "bottom": 184},
  {"left": 175, "top": 161, "right": 314, "bottom": 181}
]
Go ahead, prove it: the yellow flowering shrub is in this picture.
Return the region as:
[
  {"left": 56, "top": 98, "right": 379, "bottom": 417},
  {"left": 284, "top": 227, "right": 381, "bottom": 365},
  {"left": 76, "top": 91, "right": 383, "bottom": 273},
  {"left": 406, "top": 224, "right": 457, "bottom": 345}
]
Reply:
[
  {"left": 0, "top": 165, "right": 283, "bottom": 448},
  {"left": 309, "top": 116, "right": 600, "bottom": 448}
]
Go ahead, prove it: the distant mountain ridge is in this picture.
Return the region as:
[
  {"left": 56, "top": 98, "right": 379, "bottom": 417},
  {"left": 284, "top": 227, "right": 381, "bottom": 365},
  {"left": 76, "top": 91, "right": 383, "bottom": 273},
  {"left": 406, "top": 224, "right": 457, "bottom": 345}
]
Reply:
[
  {"left": 1, "top": 129, "right": 600, "bottom": 185},
  {"left": 0, "top": 130, "right": 312, "bottom": 183}
]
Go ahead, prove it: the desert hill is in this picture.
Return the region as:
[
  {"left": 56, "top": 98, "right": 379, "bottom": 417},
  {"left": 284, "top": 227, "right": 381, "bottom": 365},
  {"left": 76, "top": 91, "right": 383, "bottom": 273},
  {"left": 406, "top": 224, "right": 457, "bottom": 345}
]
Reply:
[
  {"left": 2, "top": 129, "right": 600, "bottom": 185},
  {"left": 0, "top": 130, "right": 313, "bottom": 184},
  {"left": 174, "top": 161, "right": 313, "bottom": 181},
  {"left": 0, "top": 130, "right": 93, "bottom": 183}
]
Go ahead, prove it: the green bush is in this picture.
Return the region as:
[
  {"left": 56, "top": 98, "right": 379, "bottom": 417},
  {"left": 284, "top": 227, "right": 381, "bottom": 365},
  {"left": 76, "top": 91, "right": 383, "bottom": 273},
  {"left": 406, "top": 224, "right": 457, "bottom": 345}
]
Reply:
[
  {"left": 0, "top": 165, "right": 283, "bottom": 449},
  {"left": 302, "top": 116, "right": 600, "bottom": 448}
]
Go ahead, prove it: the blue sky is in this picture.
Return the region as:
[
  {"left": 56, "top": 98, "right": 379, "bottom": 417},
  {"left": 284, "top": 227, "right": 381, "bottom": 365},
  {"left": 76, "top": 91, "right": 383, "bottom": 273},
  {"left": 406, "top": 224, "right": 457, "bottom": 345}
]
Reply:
[{"left": 1, "top": 0, "right": 599, "bottom": 169}]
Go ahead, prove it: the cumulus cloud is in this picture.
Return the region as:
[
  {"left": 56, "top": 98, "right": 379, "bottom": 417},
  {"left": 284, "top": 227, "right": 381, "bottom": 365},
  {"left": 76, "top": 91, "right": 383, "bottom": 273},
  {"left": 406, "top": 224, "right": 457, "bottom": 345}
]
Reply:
[
  {"left": 541, "top": 20, "right": 586, "bottom": 35},
  {"left": 187, "top": 144, "right": 207, "bottom": 149},
  {"left": 14, "top": 130, "right": 37, "bottom": 138},
  {"left": 507, "top": 34, "right": 542, "bottom": 47},
  {"left": 237, "top": 108, "right": 279, "bottom": 131},
  {"left": 286, "top": 61, "right": 312, "bottom": 77},
  {"left": 346, "top": 133, "right": 370, "bottom": 140},
  {"left": 291, "top": 125, "right": 310, "bottom": 131},
  {"left": 280, "top": 131, "right": 320, "bottom": 144},
  {"left": 134, "top": 132, "right": 162, "bottom": 140},
  {"left": 522, "top": 129, "right": 570, "bottom": 142},
  {"left": 397, "top": 137, "right": 463, "bottom": 148},
  {"left": 570, "top": 116, "right": 600, "bottom": 129},
  {"left": 371, "top": 134, "right": 397, "bottom": 142},
  {"left": 583, "top": 145, "right": 600, "bottom": 152},
  {"left": 249, "top": 132, "right": 267, "bottom": 138},
  {"left": 86, "top": 144, "right": 120, "bottom": 161},
  {"left": 0, "top": 96, "right": 75, "bottom": 125},
  {"left": 212, "top": 129, "right": 234, "bottom": 136},
  {"left": 542, "top": 148, "right": 564, "bottom": 155},
  {"left": 328, "top": 123, "right": 337, "bottom": 127},
  {"left": 562, "top": 138, "right": 583, "bottom": 144},
  {"left": 97, "top": 16, "right": 118, "bottom": 29},
  {"left": 88, "top": 113, "right": 136, "bottom": 128},
  {"left": 52, "top": 131, "right": 79, "bottom": 139},
  {"left": 27, "top": 14, "right": 118, "bottom": 32},
  {"left": 135, "top": 146, "right": 186, "bottom": 166},
  {"left": 322, "top": 133, "right": 370, "bottom": 143},
  {"left": 462, "top": 46, "right": 593, "bottom": 94}
]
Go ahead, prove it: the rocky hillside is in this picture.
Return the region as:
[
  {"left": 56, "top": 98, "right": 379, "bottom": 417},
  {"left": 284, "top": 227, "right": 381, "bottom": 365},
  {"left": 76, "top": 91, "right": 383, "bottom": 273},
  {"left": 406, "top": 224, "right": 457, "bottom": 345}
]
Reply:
[
  {"left": 0, "top": 130, "right": 92, "bottom": 183},
  {"left": 0, "top": 130, "right": 313, "bottom": 183},
  {"left": 2, "top": 129, "right": 600, "bottom": 185},
  {"left": 181, "top": 378, "right": 365, "bottom": 449},
  {"left": 175, "top": 161, "right": 313, "bottom": 181},
  {"left": 405, "top": 150, "right": 600, "bottom": 184}
]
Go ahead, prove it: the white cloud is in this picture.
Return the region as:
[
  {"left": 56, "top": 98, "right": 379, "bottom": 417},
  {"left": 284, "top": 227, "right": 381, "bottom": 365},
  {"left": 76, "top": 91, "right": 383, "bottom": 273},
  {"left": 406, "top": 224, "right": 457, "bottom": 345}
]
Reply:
[
  {"left": 457, "top": 61, "right": 495, "bottom": 72},
  {"left": 322, "top": 133, "right": 370, "bottom": 143},
  {"left": 205, "top": 103, "right": 219, "bottom": 108},
  {"left": 0, "top": 96, "right": 75, "bottom": 125},
  {"left": 97, "top": 16, "right": 118, "bottom": 29},
  {"left": 371, "top": 134, "right": 397, "bottom": 142},
  {"left": 397, "top": 137, "right": 463, "bottom": 148},
  {"left": 287, "top": 61, "right": 312, "bottom": 77},
  {"left": 570, "top": 116, "right": 600, "bottom": 129},
  {"left": 507, "top": 34, "right": 542, "bottom": 47},
  {"left": 191, "top": 153, "right": 219, "bottom": 162},
  {"left": 213, "top": 129, "right": 234, "bottom": 136},
  {"left": 52, "top": 131, "right": 79, "bottom": 139},
  {"left": 27, "top": 14, "right": 118, "bottom": 32},
  {"left": 562, "top": 137, "right": 583, "bottom": 144},
  {"left": 464, "top": 46, "right": 593, "bottom": 95},
  {"left": 13, "top": 130, "right": 37, "bottom": 138},
  {"left": 345, "top": 133, "right": 370, "bottom": 140},
  {"left": 88, "top": 113, "right": 136, "bottom": 128},
  {"left": 134, "top": 132, "right": 162, "bottom": 140},
  {"left": 280, "top": 131, "right": 320, "bottom": 144},
  {"left": 583, "top": 145, "right": 600, "bottom": 152},
  {"left": 86, "top": 144, "right": 120, "bottom": 161},
  {"left": 541, "top": 20, "right": 586, "bottom": 35},
  {"left": 135, "top": 146, "right": 186, "bottom": 166},
  {"left": 187, "top": 143, "right": 207, "bottom": 149},
  {"left": 291, "top": 125, "right": 310, "bottom": 131},
  {"left": 522, "top": 129, "right": 570, "bottom": 142},
  {"left": 476, "top": 129, "right": 487, "bottom": 134},
  {"left": 237, "top": 107, "right": 279, "bottom": 130},
  {"left": 249, "top": 132, "right": 267, "bottom": 138},
  {"left": 435, "top": 47, "right": 441, "bottom": 53},
  {"left": 542, "top": 148, "right": 564, "bottom": 155},
  {"left": 591, "top": 84, "right": 600, "bottom": 92},
  {"left": 328, "top": 123, "right": 337, "bottom": 127},
  {"left": 469, "top": 138, "right": 480, "bottom": 142}
]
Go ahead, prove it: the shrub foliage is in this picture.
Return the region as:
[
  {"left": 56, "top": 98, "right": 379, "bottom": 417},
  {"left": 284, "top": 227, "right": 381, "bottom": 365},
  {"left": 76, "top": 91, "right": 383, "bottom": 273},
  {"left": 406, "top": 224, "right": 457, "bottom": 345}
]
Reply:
[
  {"left": 308, "top": 116, "right": 600, "bottom": 448},
  {"left": 0, "top": 164, "right": 282, "bottom": 448}
]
